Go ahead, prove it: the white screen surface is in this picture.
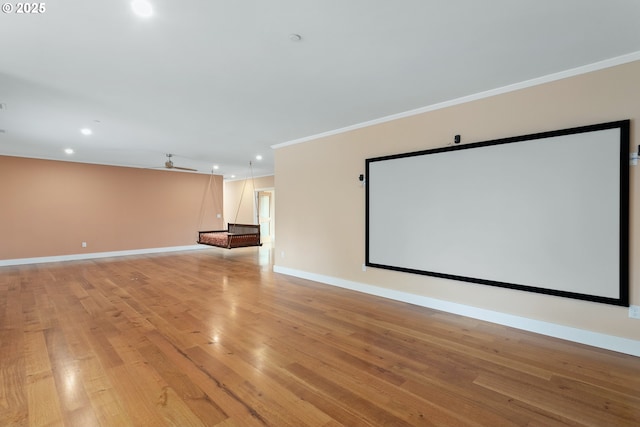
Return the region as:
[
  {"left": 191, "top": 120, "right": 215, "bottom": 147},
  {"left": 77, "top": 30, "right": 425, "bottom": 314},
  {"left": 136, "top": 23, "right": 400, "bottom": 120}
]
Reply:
[{"left": 366, "top": 121, "right": 628, "bottom": 305}]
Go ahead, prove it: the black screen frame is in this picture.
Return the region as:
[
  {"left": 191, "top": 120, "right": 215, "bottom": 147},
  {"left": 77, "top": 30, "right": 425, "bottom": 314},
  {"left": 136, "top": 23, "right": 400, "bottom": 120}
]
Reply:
[{"left": 365, "top": 120, "right": 630, "bottom": 306}]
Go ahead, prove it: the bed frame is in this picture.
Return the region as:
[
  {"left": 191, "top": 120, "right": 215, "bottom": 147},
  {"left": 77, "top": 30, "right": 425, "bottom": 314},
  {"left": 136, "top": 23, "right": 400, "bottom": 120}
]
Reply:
[{"left": 198, "top": 223, "right": 262, "bottom": 249}]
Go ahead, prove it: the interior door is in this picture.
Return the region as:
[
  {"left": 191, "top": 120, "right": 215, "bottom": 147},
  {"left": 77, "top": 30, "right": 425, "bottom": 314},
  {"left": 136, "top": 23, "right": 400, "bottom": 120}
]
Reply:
[{"left": 258, "top": 191, "right": 273, "bottom": 243}]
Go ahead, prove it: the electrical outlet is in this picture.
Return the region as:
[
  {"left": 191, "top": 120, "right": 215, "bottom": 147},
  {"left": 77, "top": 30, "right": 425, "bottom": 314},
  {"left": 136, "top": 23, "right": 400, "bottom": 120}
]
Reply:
[
  {"left": 81, "top": 242, "right": 87, "bottom": 248},
  {"left": 281, "top": 251, "right": 285, "bottom": 258},
  {"left": 629, "top": 305, "right": 640, "bottom": 319}
]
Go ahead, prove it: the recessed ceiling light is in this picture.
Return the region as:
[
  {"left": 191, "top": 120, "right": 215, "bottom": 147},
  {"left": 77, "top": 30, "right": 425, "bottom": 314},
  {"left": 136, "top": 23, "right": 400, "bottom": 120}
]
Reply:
[
  {"left": 80, "top": 128, "right": 92, "bottom": 136},
  {"left": 289, "top": 33, "right": 302, "bottom": 42},
  {"left": 65, "top": 148, "right": 74, "bottom": 154},
  {"left": 255, "top": 155, "right": 263, "bottom": 161},
  {"left": 231, "top": 175, "right": 236, "bottom": 179},
  {"left": 131, "top": 0, "right": 153, "bottom": 18},
  {"left": 213, "top": 165, "right": 219, "bottom": 170}
]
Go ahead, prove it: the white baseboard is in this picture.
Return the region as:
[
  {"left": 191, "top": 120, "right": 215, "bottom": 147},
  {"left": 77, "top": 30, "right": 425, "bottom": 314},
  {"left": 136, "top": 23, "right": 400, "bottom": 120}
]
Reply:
[
  {"left": 273, "top": 265, "right": 640, "bottom": 357},
  {"left": 0, "top": 244, "right": 207, "bottom": 267}
]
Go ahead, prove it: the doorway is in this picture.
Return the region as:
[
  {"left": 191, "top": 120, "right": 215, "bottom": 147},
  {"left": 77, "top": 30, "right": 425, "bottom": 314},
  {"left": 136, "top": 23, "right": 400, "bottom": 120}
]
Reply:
[{"left": 256, "top": 188, "right": 275, "bottom": 243}]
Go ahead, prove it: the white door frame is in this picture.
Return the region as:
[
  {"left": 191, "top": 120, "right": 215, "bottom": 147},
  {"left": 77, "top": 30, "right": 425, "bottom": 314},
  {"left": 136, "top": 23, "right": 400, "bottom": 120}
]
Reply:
[{"left": 254, "top": 187, "right": 275, "bottom": 243}]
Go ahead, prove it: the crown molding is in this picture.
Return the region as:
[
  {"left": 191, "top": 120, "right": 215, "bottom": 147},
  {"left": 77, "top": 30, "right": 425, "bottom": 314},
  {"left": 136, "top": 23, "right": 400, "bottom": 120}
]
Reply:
[{"left": 272, "top": 51, "right": 640, "bottom": 150}]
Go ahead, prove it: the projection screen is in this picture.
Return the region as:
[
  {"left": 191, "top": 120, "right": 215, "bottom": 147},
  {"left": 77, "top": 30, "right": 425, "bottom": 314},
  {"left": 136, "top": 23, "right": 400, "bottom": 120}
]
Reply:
[{"left": 365, "top": 120, "right": 629, "bottom": 306}]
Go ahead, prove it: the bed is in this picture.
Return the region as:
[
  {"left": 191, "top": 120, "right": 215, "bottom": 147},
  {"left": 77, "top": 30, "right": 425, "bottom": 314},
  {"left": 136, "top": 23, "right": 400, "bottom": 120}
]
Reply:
[{"left": 198, "top": 223, "right": 262, "bottom": 249}]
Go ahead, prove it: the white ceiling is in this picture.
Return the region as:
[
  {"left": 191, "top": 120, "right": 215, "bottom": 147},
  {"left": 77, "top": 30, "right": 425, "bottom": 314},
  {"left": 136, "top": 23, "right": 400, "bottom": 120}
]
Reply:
[{"left": 1, "top": 1, "right": 639, "bottom": 179}]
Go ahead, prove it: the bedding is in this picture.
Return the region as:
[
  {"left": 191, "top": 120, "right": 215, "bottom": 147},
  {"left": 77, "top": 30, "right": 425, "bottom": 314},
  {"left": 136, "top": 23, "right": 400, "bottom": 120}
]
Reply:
[{"left": 198, "top": 223, "right": 261, "bottom": 249}]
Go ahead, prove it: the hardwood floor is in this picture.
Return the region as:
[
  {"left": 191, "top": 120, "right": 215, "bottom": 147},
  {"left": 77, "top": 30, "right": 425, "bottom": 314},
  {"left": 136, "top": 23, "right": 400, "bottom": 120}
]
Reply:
[{"left": 1, "top": 247, "right": 638, "bottom": 426}]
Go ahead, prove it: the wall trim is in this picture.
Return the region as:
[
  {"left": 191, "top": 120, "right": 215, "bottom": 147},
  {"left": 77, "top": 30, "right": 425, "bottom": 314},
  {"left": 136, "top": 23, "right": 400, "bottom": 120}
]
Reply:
[
  {"left": 273, "top": 265, "right": 640, "bottom": 358},
  {"left": 0, "top": 245, "right": 207, "bottom": 267},
  {"left": 224, "top": 173, "right": 274, "bottom": 182},
  {"left": 271, "top": 51, "right": 640, "bottom": 150}
]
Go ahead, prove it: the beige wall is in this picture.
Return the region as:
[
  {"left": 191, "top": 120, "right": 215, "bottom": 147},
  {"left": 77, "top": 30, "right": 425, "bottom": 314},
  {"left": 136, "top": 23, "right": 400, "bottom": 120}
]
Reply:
[
  {"left": 224, "top": 175, "right": 275, "bottom": 226},
  {"left": 274, "top": 60, "right": 640, "bottom": 341},
  {"left": 0, "top": 156, "right": 223, "bottom": 260}
]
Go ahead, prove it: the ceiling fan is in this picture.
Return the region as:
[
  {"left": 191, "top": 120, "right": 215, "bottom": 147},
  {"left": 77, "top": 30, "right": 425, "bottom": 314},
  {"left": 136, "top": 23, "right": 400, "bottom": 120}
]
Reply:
[{"left": 162, "top": 153, "right": 197, "bottom": 171}]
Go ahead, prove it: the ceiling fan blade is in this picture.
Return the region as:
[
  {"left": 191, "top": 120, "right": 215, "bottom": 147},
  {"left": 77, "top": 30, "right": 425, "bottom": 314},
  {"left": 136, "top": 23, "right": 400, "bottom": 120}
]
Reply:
[{"left": 173, "top": 166, "right": 198, "bottom": 171}]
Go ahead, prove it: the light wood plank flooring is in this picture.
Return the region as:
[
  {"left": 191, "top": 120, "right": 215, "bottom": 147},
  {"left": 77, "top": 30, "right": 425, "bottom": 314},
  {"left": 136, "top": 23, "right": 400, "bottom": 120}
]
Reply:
[{"left": 1, "top": 247, "right": 639, "bottom": 426}]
